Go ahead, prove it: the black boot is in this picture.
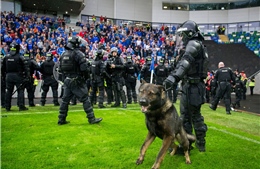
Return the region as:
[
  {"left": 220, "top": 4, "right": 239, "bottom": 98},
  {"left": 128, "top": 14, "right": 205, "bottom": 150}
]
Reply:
[
  {"left": 58, "top": 114, "right": 69, "bottom": 125},
  {"left": 88, "top": 117, "right": 103, "bottom": 124},
  {"left": 98, "top": 104, "right": 106, "bottom": 108},
  {"left": 111, "top": 103, "right": 120, "bottom": 107},
  {"left": 226, "top": 111, "right": 231, "bottom": 115},
  {"left": 19, "top": 106, "right": 28, "bottom": 111},
  {"left": 40, "top": 102, "right": 45, "bottom": 106},
  {"left": 86, "top": 110, "right": 103, "bottom": 124},
  {"left": 29, "top": 100, "right": 35, "bottom": 107},
  {"left": 58, "top": 119, "right": 70, "bottom": 125},
  {"left": 123, "top": 103, "right": 127, "bottom": 108},
  {"left": 54, "top": 101, "right": 60, "bottom": 106},
  {"left": 196, "top": 140, "right": 206, "bottom": 152},
  {"left": 209, "top": 104, "right": 216, "bottom": 111}
]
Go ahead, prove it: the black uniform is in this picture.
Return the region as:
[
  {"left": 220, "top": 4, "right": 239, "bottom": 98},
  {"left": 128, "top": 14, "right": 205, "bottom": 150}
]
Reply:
[
  {"left": 40, "top": 55, "right": 60, "bottom": 106},
  {"left": 163, "top": 20, "right": 208, "bottom": 152},
  {"left": 23, "top": 53, "right": 41, "bottom": 107},
  {"left": 167, "top": 59, "right": 178, "bottom": 103},
  {"left": 124, "top": 57, "right": 139, "bottom": 104},
  {"left": 232, "top": 75, "right": 244, "bottom": 108},
  {"left": 210, "top": 66, "right": 236, "bottom": 114},
  {"left": 1, "top": 54, "right": 6, "bottom": 108},
  {"left": 90, "top": 50, "right": 106, "bottom": 108},
  {"left": 155, "top": 60, "right": 168, "bottom": 85},
  {"left": 2, "top": 42, "right": 30, "bottom": 111},
  {"left": 107, "top": 52, "right": 127, "bottom": 108},
  {"left": 140, "top": 57, "right": 154, "bottom": 84},
  {"left": 104, "top": 58, "right": 113, "bottom": 104},
  {"left": 210, "top": 76, "right": 217, "bottom": 99},
  {"left": 58, "top": 36, "right": 102, "bottom": 125}
]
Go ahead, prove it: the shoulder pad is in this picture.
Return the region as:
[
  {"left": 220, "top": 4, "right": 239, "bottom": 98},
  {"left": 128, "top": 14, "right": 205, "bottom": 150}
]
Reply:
[
  {"left": 227, "top": 67, "right": 233, "bottom": 71},
  {"left": 75, "top": 49, "right": 85, "bottom": 58},
  {"left": 185, "top": 40, "right": 201, "bottom": 58}
]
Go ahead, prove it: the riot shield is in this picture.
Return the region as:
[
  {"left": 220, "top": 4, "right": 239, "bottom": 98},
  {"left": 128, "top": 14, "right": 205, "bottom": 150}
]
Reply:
[{"left": 53, "top": 62, "right": 64, "bottom": 85}]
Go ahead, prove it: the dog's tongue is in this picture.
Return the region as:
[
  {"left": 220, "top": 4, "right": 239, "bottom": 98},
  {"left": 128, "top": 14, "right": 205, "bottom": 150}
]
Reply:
[{"left": 141, "top": 106, "right": 148, "bottom": 113}]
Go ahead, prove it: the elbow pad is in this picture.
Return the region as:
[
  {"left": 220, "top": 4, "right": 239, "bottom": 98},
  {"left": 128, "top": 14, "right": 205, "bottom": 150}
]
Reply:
[{"left": 174, "top": 59, "right": 191, "bottom": 81}]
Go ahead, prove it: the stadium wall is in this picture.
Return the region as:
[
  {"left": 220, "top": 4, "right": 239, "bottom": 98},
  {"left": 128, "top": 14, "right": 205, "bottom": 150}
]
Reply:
[{"left": 80, "top": 0, "right": 260, "bottom": 24}]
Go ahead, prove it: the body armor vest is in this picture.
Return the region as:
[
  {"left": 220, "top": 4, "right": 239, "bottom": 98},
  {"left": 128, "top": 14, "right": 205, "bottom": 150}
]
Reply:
[
  {"left": 42, "top": 60, "right": 54, "bottom": 75},
  {"left": 156, "top": 65, "right": 167, "bottom": 77},
  {"left": 110, "top": 57, "right": 124, "bottom": 76},
  {"left": 187, "top": 41, "right": 209, "bottom": 79},
  {"left": 125, "top": 64, "right": 135, "bottom": 75},
  {"left": 217, "top": 67, "right": 233, "bottom": 82},
  {"left": 5, "top": 54, "right": 23, "bottom": 73},
  {"left": 60, "top": 50, "right": 77, "bottom": 74},
  {"left": 91, "top": 60, "right": 102, "bottom": 76}
]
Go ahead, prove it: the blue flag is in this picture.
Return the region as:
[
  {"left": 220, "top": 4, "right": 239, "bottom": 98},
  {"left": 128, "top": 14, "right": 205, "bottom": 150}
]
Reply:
[{"left": 150, "top": 56, "right": 155, "bottom": 71}]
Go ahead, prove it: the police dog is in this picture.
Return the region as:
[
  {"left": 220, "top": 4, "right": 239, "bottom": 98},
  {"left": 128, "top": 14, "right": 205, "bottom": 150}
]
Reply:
[{"left": 136, "top": 80, "right": 195, "bottom": 169}]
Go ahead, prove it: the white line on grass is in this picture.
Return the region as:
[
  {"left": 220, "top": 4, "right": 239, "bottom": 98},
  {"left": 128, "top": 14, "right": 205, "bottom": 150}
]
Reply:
[
  {"left": 209, "top": 126, "right": 260, "bottom": 145},
  {"left": 2, "top": 110, "right": 259, "bottom": 145}
]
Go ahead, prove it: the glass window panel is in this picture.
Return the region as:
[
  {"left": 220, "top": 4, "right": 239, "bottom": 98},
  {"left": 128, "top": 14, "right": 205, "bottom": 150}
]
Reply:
[{"left": 250, "top": 0, "right": 260, "bottom": 7}]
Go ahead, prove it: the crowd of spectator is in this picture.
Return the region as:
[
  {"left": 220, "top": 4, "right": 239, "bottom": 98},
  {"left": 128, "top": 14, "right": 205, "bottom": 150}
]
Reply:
[{"left": 1, "top": 11, "right": 180, "bottom": 72}]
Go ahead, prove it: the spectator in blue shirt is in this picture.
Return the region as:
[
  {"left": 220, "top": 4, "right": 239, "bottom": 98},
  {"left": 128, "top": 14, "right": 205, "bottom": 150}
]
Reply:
[{"left": 57, "top": 44, "right": 65, "bottom": 56}]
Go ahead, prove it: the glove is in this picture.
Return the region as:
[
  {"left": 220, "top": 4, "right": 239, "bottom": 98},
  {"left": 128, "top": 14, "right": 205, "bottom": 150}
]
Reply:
[{"left": 163, "top": 76, "right": 176, "bottom": 91}]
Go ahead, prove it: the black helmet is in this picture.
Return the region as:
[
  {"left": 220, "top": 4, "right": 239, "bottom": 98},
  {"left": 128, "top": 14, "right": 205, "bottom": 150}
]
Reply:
[
  {"left": 95, "top": 49, "right": 104, "bottom": 60},
  {"left": 110, "top": 47, "right": 118, "bottom": 54},
  {"left": 46, "top": 52, "right": 53, "bottom": 61},
  {"left": 159, "top": 58, "right": 165, "bottom": 65},
  {"left": 66, "top": 36, "right": 81, "bottom": 49},
  {"left": 10, "top": 41, "right": 20, "bottom": 55},
  {"left": 177, "top": 20, "right": 204, "bottom": 45},
  {"left": 23, "top": 51, "right": 30, "bottom": 59},
  {"left": 146, "top": 57, "right": 152, "bottom": 65},
  {"left": 126, "top": 55, "right": 132, "bottom": 64}
]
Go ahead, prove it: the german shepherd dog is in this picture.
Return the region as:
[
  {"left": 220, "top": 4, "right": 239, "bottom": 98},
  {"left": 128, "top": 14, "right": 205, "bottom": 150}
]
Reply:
[{"left": 136, "top": 81, "right": 195, "bottom": 169}]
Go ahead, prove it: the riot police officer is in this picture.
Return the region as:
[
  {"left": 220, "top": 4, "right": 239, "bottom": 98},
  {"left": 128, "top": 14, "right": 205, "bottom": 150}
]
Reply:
[
  {"left": 210, "top": 71, "right": 217, "bottom": 100},
  {"left": 107, "top": 47, "right": 127, "bottom": 108},
  {"left": 90, "top": 49, "right": 106, "bottom": 108},
  {"left": 2, "top": 41, "right": 30, "bottom": 111},
  {"left": 58, "top": 36, "right": 102, "bottom": 125},
  {"left": 155, "top": 58, "right": 168, "bottom": 85},
  {"left": 40, "top": 52, "right": 60, "bottom": 106},
  {"left": 124, "top": 55, "right": 139, "bottom": 104},
  {"left": 140, "top": 56, "right": 155, "bottom": 84},
  {"left": 23, "top": 52, "right": 41, "bottom": 107},
  {"left": 209, "top": 62, "right": 236, "bottom": 115},
  {"left": 1, "top": 54, "right": 6, "bottom": 108},
  {"left": 167, "top": 58, "right": 178, "bottom": 103},
  {"left": 163, "top": 20, "right": 208, "bottom": 152},
  {"left": 104, "top": 56, "right": 114, "bottom": 105},
  {"left": 232, "top": 74, "right": 244, "bottom": 108}
]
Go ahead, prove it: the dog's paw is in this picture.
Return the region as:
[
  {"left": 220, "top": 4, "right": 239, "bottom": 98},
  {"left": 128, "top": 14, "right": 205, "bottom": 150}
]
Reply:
[
  {"left": 185, "top": 160, "right": 192, "bottom": 164},
  {"left": 152, "top": 164, "right": 160, "bottom": 169},
  {"left": 136, "top": 158, "right": 144, "bottom": 165}
]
